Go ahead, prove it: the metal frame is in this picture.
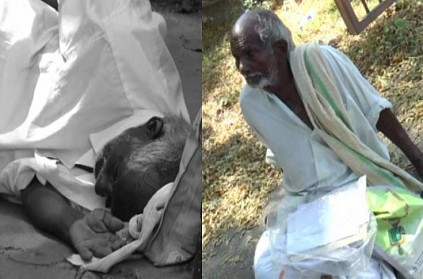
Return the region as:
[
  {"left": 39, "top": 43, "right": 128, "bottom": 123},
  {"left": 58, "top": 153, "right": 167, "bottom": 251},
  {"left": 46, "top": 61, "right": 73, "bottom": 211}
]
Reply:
[{"left": 334, "top": 0, "right": 396, "bottom": 35}]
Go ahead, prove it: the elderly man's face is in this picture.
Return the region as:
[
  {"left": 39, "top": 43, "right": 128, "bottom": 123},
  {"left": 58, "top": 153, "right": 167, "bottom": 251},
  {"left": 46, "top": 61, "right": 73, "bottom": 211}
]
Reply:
[
  {"left": 230, "top": 28, "right": 276, "bottom": 89},
  {"left": 94, "top": 116, "right": 191, "bottom": 221}
]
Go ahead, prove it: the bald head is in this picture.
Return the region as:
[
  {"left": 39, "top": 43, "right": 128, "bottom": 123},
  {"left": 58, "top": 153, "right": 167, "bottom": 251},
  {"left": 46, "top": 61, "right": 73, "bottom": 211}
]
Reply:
[
  {"left": 232, "top": 10, "right": 259, "bottom": 37},
  {"left": 231, "top": 9, "right": 295, "bottom": 53}
]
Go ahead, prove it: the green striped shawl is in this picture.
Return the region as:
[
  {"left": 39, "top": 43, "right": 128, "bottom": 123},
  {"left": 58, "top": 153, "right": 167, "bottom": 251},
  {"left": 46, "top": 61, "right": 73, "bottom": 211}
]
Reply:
[{"left": 289, "top": 43, "right": 423, "bottom": 192}]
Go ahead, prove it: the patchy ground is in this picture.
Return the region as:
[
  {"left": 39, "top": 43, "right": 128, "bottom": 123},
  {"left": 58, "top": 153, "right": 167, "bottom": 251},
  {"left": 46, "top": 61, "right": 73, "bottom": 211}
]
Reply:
[
  {"left": 0, "top": 2, "right": 201, "bottom": 279},
  {"left": 202, "top": 0, "right": 423, "bottom": 278}
]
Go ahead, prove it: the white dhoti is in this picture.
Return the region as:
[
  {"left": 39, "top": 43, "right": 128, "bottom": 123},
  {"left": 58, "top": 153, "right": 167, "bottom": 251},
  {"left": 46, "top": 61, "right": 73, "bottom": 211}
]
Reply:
[{"left": 254, "top": 230, "right": 397, "bottom": 279}]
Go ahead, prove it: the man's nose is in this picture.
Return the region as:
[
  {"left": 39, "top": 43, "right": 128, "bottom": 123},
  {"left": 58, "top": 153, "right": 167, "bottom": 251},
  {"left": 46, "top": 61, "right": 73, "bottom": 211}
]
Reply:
[{"left": 95, "top": 178, "right": 110, "bottom": 197}]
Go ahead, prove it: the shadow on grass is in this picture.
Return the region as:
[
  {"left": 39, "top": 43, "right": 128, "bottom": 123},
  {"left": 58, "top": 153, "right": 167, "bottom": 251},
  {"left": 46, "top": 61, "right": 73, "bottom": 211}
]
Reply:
[
  {"left": 202, "top": 127, "right": 281, "bottom": 232},
  {"left": 203, "top": 130, "right": 269, "bottom": 188},
  {"left": 203, "top": 0, "right": 245, "bottom": 103}
]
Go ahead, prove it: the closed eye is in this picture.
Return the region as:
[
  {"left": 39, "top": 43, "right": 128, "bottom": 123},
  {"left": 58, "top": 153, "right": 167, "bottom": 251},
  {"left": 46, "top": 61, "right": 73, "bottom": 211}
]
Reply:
[{"left": 110, "top": 163, "right": 122, "bottom": 183}]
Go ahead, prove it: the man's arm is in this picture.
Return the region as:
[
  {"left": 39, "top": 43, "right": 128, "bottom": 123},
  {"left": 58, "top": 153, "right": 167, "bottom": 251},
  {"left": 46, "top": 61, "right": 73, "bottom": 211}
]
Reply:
[
  {"left": 21, "top": 177, "right": 83, "bottom": 244},
  {"left": 21, "top": 177, "right": 125, "bottom": 260},
  {"left": 376, "top": 108, "right": 423, "bottom": 177}
]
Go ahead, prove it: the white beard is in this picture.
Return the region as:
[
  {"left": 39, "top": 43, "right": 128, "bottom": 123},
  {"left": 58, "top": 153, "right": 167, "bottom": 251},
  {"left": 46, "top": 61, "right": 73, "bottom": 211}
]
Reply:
[
  {"left": 250, "top": 77, "right": 272, "bottom": 89},
  {"left": 247, "top": 66, "right": 277, "bottom": 90}
]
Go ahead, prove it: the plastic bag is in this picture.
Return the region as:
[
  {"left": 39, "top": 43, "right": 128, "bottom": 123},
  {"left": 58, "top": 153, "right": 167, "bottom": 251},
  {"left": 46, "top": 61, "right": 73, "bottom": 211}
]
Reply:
[
  {"left": 368, "top": 185, "right": 423, "bottom": 279},
  {"left": 267, "top": 176, "right": 376, "bottom": 277}
]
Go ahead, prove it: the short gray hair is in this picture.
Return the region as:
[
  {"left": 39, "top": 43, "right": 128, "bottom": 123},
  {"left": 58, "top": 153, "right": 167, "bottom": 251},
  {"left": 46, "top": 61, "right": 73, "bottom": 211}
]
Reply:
[{"left": 248, "top": 9, "right": 296, "bottom": 53}]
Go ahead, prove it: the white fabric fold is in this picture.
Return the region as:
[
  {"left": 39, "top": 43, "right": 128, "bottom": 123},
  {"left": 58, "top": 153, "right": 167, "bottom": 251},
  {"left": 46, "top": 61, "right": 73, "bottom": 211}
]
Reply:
[
  {"left": 0, "top": 154, "right": 105, "bottom": 210},
  {"left": 0, "top": 0, "right": 189, "bottom": 208}
]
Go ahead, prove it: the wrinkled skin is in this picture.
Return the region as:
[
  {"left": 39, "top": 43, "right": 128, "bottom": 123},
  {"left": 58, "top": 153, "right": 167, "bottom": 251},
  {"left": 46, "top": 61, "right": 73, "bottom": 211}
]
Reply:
[
  {"left": 230, "top": 11, "right": 297, "bottom": 102},
  {"left": 94, "top": 115, "right": 190, "bottom": 221},
  {"left": 230, "top": 25, "right": 277, "bottom": 89},
  {"left": 70, "top": 208, "right": 125, "bottom": 261}
]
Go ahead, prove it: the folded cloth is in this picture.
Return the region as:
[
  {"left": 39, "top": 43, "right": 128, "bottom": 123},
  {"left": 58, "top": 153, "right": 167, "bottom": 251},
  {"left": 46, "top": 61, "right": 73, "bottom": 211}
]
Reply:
[
  {"left": 144, "top": 109, "right": 202, "bottom": 266},
  {"left": 289, "top": 42, "right": 423, "bottom": 192},
  {"left": 0, "top": 154, "right": 104, "bottom": 210}
]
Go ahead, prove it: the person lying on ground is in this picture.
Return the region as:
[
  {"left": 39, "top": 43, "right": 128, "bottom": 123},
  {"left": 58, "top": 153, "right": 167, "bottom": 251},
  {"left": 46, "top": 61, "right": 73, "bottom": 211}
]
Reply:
[{"left": 0, "top": 0, "right": 190, "bottom": 261}]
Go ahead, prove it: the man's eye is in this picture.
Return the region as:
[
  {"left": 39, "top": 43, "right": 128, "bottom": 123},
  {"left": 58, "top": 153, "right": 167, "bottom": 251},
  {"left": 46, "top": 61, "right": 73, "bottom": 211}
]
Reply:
[
  {"left": 112, "top": 166, "right": 120, "bottom": 183},
  {"left": 246, "top": 51, "right": 254, "bottom": 59},
  {"left": 94, "top": 156, "right": 106, "bottom": 178}
]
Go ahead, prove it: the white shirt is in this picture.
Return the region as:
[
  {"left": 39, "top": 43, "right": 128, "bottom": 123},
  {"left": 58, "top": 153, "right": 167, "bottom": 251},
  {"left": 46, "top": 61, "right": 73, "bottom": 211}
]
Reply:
[{"left": 240, "top": 45, "right": 392, "bottom": 194}]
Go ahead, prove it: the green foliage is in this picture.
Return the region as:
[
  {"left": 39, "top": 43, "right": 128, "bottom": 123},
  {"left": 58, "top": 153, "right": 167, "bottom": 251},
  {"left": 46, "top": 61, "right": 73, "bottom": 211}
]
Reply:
[
  {"left": 241, "top": 0, "right": 261, "bottom": 9},
  {"left": 382, "top": 18, "right": 416, "bottom": 50},
  {"left": 241, "top": 0, "right": 273, "bottom": 10},
  {"left": 342, "top": 2, "right": 423, "bottom": 77}
]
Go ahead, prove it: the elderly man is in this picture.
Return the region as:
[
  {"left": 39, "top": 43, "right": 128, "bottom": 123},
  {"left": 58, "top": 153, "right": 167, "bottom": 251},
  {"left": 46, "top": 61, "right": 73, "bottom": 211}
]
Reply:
[{"left": 230, "top": 9, "right": 423, "bottom": 279}]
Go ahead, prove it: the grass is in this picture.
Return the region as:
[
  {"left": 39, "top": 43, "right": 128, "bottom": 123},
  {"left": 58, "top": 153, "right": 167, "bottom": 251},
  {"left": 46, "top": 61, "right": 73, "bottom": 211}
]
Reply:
[{"left": 202, "top": 0, "right": 423, "bottom": 250}]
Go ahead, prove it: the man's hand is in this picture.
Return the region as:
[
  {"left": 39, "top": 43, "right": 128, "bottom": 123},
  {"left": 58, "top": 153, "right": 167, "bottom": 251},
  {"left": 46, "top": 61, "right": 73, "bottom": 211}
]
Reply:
[
  {"left": 377, "top": 109, "right": 423, "bottom": 179},
  {"left": 70, "top": 208, "right": 126, "bottom": 261}
]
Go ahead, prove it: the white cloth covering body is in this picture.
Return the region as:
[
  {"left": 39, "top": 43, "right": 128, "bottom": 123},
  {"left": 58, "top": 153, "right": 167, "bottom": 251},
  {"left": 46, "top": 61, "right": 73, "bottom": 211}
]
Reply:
[
  {"left": 0, "top": 0, "right": 189, "bottom": 210},
  {"left": 240, "top": 45, "right": 396, "bottom": 278}
]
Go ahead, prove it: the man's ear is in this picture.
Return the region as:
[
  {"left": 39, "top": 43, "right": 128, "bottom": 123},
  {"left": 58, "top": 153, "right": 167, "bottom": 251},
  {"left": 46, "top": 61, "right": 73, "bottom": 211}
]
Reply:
[
  {"left": 272, "top": 39, "right": 288, "bottom": 56},
  {"left": 147, "top": 117, "right": 164, "bottom": 139}
]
